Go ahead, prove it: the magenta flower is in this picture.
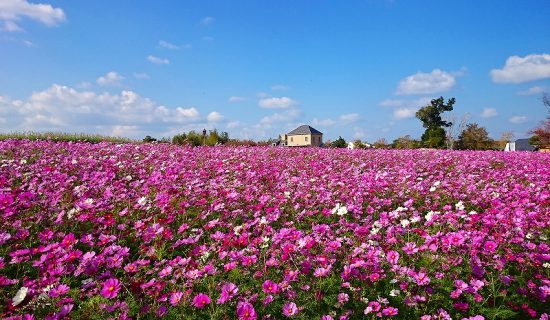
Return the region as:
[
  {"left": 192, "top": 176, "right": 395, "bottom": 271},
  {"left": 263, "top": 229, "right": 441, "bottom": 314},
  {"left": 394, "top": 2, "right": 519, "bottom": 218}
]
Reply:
[
  {"left": 386, "top": 250, "right": 399, "bottom": 264},
  {"left": 414, "top": 271, "right": 431, "bottom": 286},
  {"left": 236, "top": 301, "right": 257, "bottom": 320},
  {"left": 483, "top": 241, "right": 497, "bottom": 253},
  {"left": 382, "top": 307, "right": 399, "bottom": 316},
  {"left": 169, "top": 291, "right": 184, "bottom": 306},
  {"left": 100, "top": 278, "right": 121, "bottom": 299},
  {"left": 262, "top": 280, "right": 279, "bottom": 294},
  {"left": 49, "top": 284, "right": 70, "bottom": 297},
  {"left": 282, "top": 302, "right": 298, "bottom": 317},
  {"left": 192, "top": 293, "right": 211, "bottom": 308}
]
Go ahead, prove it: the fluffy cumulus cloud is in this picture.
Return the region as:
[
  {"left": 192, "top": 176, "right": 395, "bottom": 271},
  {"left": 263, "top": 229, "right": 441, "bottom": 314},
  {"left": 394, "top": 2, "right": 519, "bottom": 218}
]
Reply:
[
  {"left": 258, "top": 97, "right": 297, "bottom": 109},
  {"left": 147, "top": 55, "right": 170, "bottom": 65},
  {"left": 0, "top": 0, "right": 65, "bottom": 32},
  {"left": 396, "top": 69, "right": 456, "bottom": 95},
  {"left": 97, "top": 71, "right": 124, "bottom": 86},
  {"left": 509, "top": 115, "right": 527, "bottom": 124},
  {"left": 480, "top": 107, "right": 498, "bottom": 118},
  {"left": 491, "top": 54, "right": 550, "bottom": 83},
  {"left": 0, "top": 84, "right": 203, "bottom": 137},
  {"left": 207, "top": 111, "right": 223, "bottom": 123}
]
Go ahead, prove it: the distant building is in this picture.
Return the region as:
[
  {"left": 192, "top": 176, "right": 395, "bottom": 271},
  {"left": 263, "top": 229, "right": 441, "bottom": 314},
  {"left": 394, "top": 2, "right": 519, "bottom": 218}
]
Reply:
[
  {"left": 504, "top": 138, "right": 537, "bottom": 151},
  {"left": 274, "top": 125, "right": 323, "bottom": 147}
]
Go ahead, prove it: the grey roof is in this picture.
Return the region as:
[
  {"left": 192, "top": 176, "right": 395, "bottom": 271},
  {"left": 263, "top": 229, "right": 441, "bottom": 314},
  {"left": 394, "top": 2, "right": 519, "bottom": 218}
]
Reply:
[
  {"left": 287, "top": 125, "right": 322, "bottom": 135},
  {"left": 515, "top": 138, "right": 537, "bottom": 151}
]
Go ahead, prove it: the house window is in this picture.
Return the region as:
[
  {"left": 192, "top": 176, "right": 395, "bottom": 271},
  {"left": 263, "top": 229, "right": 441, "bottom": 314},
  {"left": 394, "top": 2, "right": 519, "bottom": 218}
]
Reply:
[
  {"left": 305, "top": 136, "right": 308, "bottom": 142},
  {"left": 291, "top": 137, "right": 293, "bottom": 142}
]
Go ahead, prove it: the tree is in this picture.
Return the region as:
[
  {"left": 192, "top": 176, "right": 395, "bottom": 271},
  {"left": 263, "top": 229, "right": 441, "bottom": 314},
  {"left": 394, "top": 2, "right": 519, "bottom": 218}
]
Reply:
[
  {"left": 443, "top": 112, "right": 470, "bottom": 150},
  {"left": 529, "top": 118, "right": 550, "bottom": 148},
  {"left": 456, "top": 123, "right": 494, "bottom": 150},
  {"left": 142, "top": 135, "right": 157, "bottom": 143},
  {"left": 495, "top": 131, "right": 514, "bottom": 150},
  {"left": 392, "top": 135, "right": 421, "bottom": 149},
  {"left": 353, "top": 140, "right": 367, "bottom": 149},
  {"left": 543, "top": 92, "right": 550, "bottom": 114},
  {"left": 373, "top": 138, "right": 389, "bottom": 149},
  {"left": 331, "top": 136, "right": 347, "bottom": 148},
  {"left": 416, "top": 97, "right": 456, "bottom": 148}
]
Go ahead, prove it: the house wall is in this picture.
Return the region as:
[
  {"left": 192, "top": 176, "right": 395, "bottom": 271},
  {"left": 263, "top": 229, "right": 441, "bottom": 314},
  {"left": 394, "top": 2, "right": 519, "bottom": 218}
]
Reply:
[{"left": 287, "top": 134, "right": 323, "bottom": 146}]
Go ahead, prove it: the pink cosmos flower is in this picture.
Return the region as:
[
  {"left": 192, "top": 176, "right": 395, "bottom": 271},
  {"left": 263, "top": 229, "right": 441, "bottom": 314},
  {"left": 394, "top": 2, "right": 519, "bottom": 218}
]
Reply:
[
  {"left": 217, "top": 282, "right": 238, "bottom": 304},
  {"left": 386, "top": 250, "right": 399, "bottom": 264},
  {"left": 100, "top": 278, "right": 120, "bottom": 299},
  {"left": 169, "top": 291, "right": 184, "bottom": 306},
  {"left": 282, "top": 302, "right": 298, "bottom": 317},
  {"left": 382, "top": 307, "right": 399, "bottom": 316},
  {"left": 236, "top": 301, "right": 257, "bottom": 320},
  {"left": 370, "top": 273, "right": 380, "bottom": 282},
  {"left": 402, "top": 242, "right": 419, "bottom": 255},
  {"left": 262, "top": 280, "right": 279, "bottom": 294},
  {"left": 483, "top": 241, "right": 497, "bottom": 253},
  {"left": 414, "top": 271, "right": 431, "bottom": 286},
  {"left": 49, "top": 284, "right": 70, "bottom": 297},
  {"left": 192, "top": 293, "right": 211, "bottom": 308},
  {"left": 337, "top": 292, "right": 349, "bottom": 305}
]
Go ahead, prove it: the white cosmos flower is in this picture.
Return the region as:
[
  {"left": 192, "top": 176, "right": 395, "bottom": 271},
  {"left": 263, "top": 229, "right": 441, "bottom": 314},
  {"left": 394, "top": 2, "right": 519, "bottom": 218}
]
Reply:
[
  {"left": 331, "top": 203, "right": 348, "bottom": 216},
  {"left": 13, "top": 287, "right": 28, "bottom": 306},
  {"left": 137, "top": 197, "right": 147, "bottom": 206}
]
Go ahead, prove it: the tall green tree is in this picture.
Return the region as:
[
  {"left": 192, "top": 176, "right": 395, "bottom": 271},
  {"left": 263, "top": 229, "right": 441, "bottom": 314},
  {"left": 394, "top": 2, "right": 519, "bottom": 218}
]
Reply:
[
  {"left": 456, "top": 123, "right": 494, "bottom": 150},
  {"left": 331, "top": 136, "right": 347, "bottom": 148},
  {"left": 416, "top": 97, "right": 456, "bottom": 148}
]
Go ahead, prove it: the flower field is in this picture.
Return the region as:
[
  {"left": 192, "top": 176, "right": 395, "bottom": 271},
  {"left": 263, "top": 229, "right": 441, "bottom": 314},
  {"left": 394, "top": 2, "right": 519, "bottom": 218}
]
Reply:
[{"left": 1, "top": 140, "right": 549, "bottom": 320}]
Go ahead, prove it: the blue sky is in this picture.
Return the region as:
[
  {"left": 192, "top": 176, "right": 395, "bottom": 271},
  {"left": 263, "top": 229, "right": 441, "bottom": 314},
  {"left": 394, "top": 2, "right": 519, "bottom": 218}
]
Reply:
[{"left": 1, "top": 0, "right": 549, "bottom": 142}]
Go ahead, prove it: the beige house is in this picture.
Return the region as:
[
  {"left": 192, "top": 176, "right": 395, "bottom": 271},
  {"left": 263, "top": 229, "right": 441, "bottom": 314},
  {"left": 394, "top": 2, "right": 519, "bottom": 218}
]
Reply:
[{"left": 278, "top": 125, "right": 323, "bottom": 147}]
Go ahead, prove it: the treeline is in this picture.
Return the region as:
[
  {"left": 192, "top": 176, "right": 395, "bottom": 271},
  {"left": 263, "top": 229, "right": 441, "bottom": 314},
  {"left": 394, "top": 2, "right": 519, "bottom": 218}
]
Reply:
[{"left": 143, "top": 130, "right": 272, "bottom": 147}]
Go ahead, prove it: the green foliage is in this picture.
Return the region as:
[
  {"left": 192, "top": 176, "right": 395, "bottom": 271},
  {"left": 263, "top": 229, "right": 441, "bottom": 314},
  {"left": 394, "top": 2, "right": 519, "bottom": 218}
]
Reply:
[
  {"left": 0, "top": 131, "right": 134, "bottom": 143},
  {"left": 457, "top": 123, "right": 494, "bottom": 150},
  {"left": 331, "top": 136, "right": 347, "bottom": 148},
  {"left": 142, "top": 135, "right": 157, "bottom": 143},
  {"left": 391, "top": 135, "right": 421, "bottom": 149},
  {"left": 416, "top": 97, "right": 456, "bottom": 148},
  {"left": 416, "top": 97, "right": 456, "bottom": 129},
  {"left": 421, "top": 127, "right": 446, "bottom": 149},
  {"left": 172, "top": 130, "right": 230, "bottom": 146}
]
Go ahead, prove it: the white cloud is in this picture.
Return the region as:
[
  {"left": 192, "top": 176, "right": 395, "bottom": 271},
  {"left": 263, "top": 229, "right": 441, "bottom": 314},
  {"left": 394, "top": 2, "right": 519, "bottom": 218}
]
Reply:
[
  {"left": 159, "top": 40, "right": 179, "bottom": 49},
  {"left": 312, "top": 113, "right": 359, "bottom": 127},
  {"left": 396, "top": 69, "right": 456, "bottom": 95},
  {"left": 509, "top": 115, "right": 527, "bottom": 124},
  {"left": 312, "top": 118, "right": 336, "bottom": 127},
  {"left": 227, "top": 121, "right": 241, "bottom": 129},
  {"left": 133, "top": 72, "right": 149, "bottom": 80},
  {"left": 0, "top": 84, "right": 203, "bottom": 137},
  {"left": 207, "top": 111, "right": 223, "bottom": 122},
  {"left": 96, "top": 71, "right": 124, "bottom": 86},
  {"left": 339, "top": 113, "right": 359, "bottom": 123},
  {"left": 517, "top": 86, "right": 547, "bottom": 96},
  {"left": 259, "top": 109, "right": 301, "bottom": 127},
  {"left": 147, "top": 55, "right": 170, "bottom": 65},
  {"left": 491, "top": 54, "right": 550, "bottom": 83},
  {"left": 379, "top": 97, "right": 432, "bottom": 108},
  {"left": 228, "top": 96, "right": 246, "bottom": 103},
  {"left": 0, "top": 0, "right": 65, "bottom": 30},
  {"left": 271, "top": 84, "right": 289, "bottom": 91},
  {"left": 480, "top": 107, "right": 498, "bottom": 118},
  {"left": 201, "top": 17, "right": 214, "bottom": 26},
  {"left": 393, "top": 107, "right": 417, "bottom": 120},
  {"left": 258, "top": 97, "right": 297, "bottom": 109}
]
